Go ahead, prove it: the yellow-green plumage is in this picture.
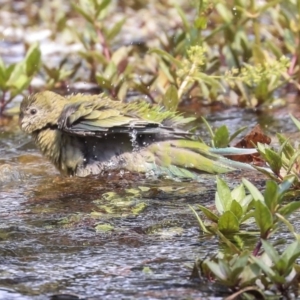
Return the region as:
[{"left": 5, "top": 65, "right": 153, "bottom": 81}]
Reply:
[{"left": 19, "top": 91, "right": 255, "bottom": 178}]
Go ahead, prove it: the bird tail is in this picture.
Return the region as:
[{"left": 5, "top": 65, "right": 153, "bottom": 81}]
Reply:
[{"left": 148, "top": 140, "right": 257, "bottom": 178}]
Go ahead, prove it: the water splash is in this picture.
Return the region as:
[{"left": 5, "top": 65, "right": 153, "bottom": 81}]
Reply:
[{"left": 130, "top": 129, "right": 139, "bottom": 151}]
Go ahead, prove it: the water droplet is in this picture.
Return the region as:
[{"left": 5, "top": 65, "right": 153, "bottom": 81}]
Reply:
[{"left": 130, "top": 129, "right": 139, "bottom": 151}]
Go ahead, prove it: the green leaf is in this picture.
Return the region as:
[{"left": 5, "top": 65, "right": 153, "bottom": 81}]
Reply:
[
  {"left": 231, "top": 251, "right": 250, "bottom": 271},
  {"left": 162, "top": 85, "right": 179, "bottom": 111},
  {"left": 215, "top": 192, "right": 223, "bottom": 215},
  {"left": 255, "top": 80, "right": 269, "bottom": 102},
  {"left": 175, "top": 5, "right": 190, "bottom": 31},
  {"left": 57, "top": 15, "right": 67, "bottom": 31},
  {"left": 265, "top": 148, "right": 282, "bottom": 175},
  {"left": 261, "top": 239, "right": 280, "bottom": 264},
  {"left": 6, "top": 62, "right": 25, "bottom": 86},
  {"left": 239, "top": 194, "right": 253, "bottom": 214},
  {"left": 231, "top": 183, "right": 245, "bottom": 202},
  {"left": 252, "top": 44, "right": 266, "bottom": 65},
  {"left": 290, "top": 114, "right": 300, "bottom": 131},
  {"left": 0, "top": 57, "right": 7, "bottom": 89},
  {"left": 10, "top": 75, "right": 30, "bottom": 92},
  {"left": 95, "top": 0, "right": 110, "bottom": 19},
  {"left": 242, "top": 178, "right": 264, "bottom": 201},
  {"left": 254, "top": 201, "right": 273, "bottom": 237},
  {"left": 25, "top": 42, "right": 41, "bottom": 77},
  {"left": 218, "top": 259, "right": 231, "bottom": 280},
  {"left": 277, "top": 133, "right": 294, "bottom": 158},
  {"left": 71, "top": 3, "right": 94, "bottom": 23},
  {"left": 230, "top": 200, "right": 243, "bottom": 221},
  {"left": 194, "top": 16, "right": 207, "bottom": 29},
  {"left": 278, "top": 202, "right": 300, "bottom": 218},
  {"left": 107, "top": 18, "right": 126, "bottom": 40},
  {"left": 213, "top": 125, "right": 230, "bottom": 148},
  {"left": 251, "top": 254, "right": 277, "bottom": 279},
  {"left": 286, "top": 150, "right": 300, "bottom": 175},
  {"left": 148, "top": 48, "right": 182, "bottom": 68},
  {"left": 201, "top": 117, "right": 215, "bottom": 142},
  {"left": 193, "top": 73, "right": 224, "bottom": 91},
  {"left": 218, "top": 211, "right": 239, "bottom": 233},
  {"left": 43, "top": 64, "right": 60, "bottom": 80},
  {"left": 264, "top": 180, "right": 278, "bottom": 213},
  {"left": 240, "top": 210, "right": 255, "bottom": 223},
  {"left": 197, "top": 204, "right": 219, "bottom": 223},
  {"left": 254, "top": 166, "right": 278, "bottom": 181},
  {"left": 212, "top": 228, "right": 241, "bottom": 254},
  {"left": 256, "top": 142, "right": 267, "bottom": 157},
  {"left": 96, "top": 74, "right": 113, "bottom": 89},
  {"left": 276, "top": 213, "right": 300, "bottom": 239},
  {"left": 216, "top": 176, "right": 232, "bottom": 212},
  {"left": 278, "top": 176, "right": 295, "bottom": 196},
  {"left": 189, "top": 205, "right": 210, "bottom": 234},
  {"left": 216, "top": 3, "right": 232, "bottom": 23},
  {"left": 281, "top": 241, "right": 300, "bottom": 271},
  {"left": 6, "top": 60, "right": 30, "bottom": 92},
  {"left": 103, "top": 61, "right": 117, "bottom": 79},
  {"left": 230, "top": 258, "right": 251, "bottom": 284},
  {"left": 259, "top": 0, "right": 282, "bottom": 14},
  {"left": 158, "top": 59, "right": 176, "bottom": 83},
  {"left": 206, "top": 260, "right": 228, "bottom": 281},
  {"left": 229, "top": 126, "right": 247, "bottom": 143}
]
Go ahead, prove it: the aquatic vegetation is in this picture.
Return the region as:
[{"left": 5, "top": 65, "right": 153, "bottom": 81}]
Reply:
[
  {"left": 191, "top": 175, "right": 300, "bottom": 298},
  {"left": 191, "top": 114, "right": 300, "bottom": 297},
  {"left": 255, "top": 115, "right": 300, "bottom": 192}
]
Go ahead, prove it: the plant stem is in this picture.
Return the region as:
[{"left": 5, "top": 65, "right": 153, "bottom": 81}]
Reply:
[
  {"left": 178, "top": 61, "right": 197, "bottom": 99},
  {"left": 252, "top": 239, "right": 262, "bottom": 256},
  {"left": 0, "top": 91, "right": 6, "bottom": 116},
  {"left": 96, "top": 26, "right": 111, "bottom": 61}
]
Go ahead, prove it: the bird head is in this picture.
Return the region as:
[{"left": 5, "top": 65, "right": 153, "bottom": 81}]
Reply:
[{"left": 19, "top": 91, "right": 66, "bottom": 134}]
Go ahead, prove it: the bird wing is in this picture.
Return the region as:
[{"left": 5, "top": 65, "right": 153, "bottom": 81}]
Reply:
[{"left": 57, "top": 98, "right": 191, "bottom": 138}]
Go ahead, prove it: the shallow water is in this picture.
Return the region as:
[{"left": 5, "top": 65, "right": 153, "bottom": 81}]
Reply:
[{"left": 0, "top": 108, "right": 299, "bottom": 300}]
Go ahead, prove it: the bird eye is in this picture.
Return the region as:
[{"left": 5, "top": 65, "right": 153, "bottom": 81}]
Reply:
[{"left": 30, "top": 109, "right": 37, "bottom": 115}]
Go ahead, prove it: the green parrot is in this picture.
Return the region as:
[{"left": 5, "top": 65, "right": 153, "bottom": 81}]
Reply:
[{"left": 19, "top": 91, "right": 256, "bottom": 178}]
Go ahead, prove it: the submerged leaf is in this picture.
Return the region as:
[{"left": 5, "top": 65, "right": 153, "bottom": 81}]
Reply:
[{"left": 95, "top": 223, "right": 114, "bottom": 232}]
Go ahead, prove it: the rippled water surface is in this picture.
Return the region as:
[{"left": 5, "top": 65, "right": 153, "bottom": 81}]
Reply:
[{"left": 1, "top": 108, "right": 299, "bottom": 300}]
